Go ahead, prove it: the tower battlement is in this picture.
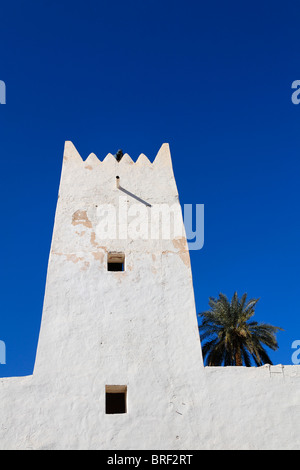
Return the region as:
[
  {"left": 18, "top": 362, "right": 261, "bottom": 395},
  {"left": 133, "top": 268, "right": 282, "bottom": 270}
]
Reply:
[
  {"left": 59, "top": 141, "right": 179, "bottom": 212},
  {"left": 63, "top": 141, "right": 173, "bottom": 167}
]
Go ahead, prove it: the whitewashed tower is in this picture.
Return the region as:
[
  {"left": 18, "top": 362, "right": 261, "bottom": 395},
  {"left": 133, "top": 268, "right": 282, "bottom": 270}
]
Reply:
[
  {"left": 34, "top": 141, "right": 206, "bottom": 448},
  {"left": 2, "top": 142, "right": 208, "bottom": 449}
]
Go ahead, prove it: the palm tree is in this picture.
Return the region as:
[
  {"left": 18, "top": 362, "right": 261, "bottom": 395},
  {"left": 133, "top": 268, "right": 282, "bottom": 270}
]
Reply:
[{"left": 198, "top": 292, "right": 283, "bottom": 366}]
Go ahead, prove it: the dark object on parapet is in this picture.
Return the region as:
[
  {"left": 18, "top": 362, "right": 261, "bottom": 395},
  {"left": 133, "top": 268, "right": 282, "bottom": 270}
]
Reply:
[{"left": 114, "top": 149, "right": 124, "bottom": 162}]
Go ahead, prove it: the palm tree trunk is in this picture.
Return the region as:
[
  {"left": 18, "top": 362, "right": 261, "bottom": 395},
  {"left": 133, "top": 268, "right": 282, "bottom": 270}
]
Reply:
[{"left": 235, "top": 348, "right": 242, "bottom": 366}]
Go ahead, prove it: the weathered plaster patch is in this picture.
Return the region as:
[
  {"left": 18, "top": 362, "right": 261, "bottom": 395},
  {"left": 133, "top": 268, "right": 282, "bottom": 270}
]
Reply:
[
  {"left": 72, "top": 210, "right": 92, "bottom": 229},
  {"left": 172, "top": 237, "right": 190, "bottom": 267},
  {"left": 92, "top": 252, "right": 104, "bottom": 265},
  {"left": 54, "top": 252, "right": 86, "bottom": 266},
  {"left": 172, "top": 237, "right": 187, "bottom": 252},
  {"left": 65, "top": 254, "right": 84, "bottom": 264},
  {"left": 90, "top": 231, "right": 98, "bottom": 247},
  {"left": 151, "top": 253, "right": 158, "bottom": 273},
  {"left": 90, "top": 232, "right": 108, "bottom": 254},
  {"left": 81, "top": 261, "right": 90, "bottom": 271},
  {"left": 69, "top": 254, "right": 82, "bottom": 263}
]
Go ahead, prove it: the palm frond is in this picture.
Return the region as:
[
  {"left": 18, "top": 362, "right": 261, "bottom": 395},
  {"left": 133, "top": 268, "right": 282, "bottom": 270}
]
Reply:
[{"left": 198, "top": 292, "right": 283, "bottom": 367}]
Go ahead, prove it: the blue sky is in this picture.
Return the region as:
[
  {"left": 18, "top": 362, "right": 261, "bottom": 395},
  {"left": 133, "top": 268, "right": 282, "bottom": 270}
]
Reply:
[{"left": 0, "top": 0, "right": 300, "bottom": 376}]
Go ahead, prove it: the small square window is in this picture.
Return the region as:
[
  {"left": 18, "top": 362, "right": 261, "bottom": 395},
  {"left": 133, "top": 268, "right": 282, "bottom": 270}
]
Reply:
[
  {"left": 107, "top": 253, "right": 125, "bottom": 272},
  {"left": 105, "top": 385, "right": 127, "bottom": 414}
]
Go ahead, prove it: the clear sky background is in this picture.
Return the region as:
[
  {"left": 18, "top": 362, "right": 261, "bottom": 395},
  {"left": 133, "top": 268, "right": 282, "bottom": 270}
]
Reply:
[{"left": 0, "top": 0, "right": 299, "bottom": 376}]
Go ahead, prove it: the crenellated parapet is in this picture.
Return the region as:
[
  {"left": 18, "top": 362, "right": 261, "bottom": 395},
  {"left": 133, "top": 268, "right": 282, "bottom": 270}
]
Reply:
[{"left": 63, "top": 141, "right": 173, "bottom": 167}]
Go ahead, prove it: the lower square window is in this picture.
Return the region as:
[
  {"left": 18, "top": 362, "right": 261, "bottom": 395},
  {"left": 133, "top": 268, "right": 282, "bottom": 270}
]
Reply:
[{"left": 105, "top": 385, "right": 127, "bottom": 414}]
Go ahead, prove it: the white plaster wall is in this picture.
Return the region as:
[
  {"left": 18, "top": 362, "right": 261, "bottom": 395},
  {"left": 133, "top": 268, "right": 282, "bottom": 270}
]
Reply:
[
  {"left": 0, "top": 142, "right": 299, "bottom": 450},
  {"left": 0, "top": 365, "right": 299, "bottom": 449},
  {"left": 204, "top": 365, "right": 300, "bottom": 449}
]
